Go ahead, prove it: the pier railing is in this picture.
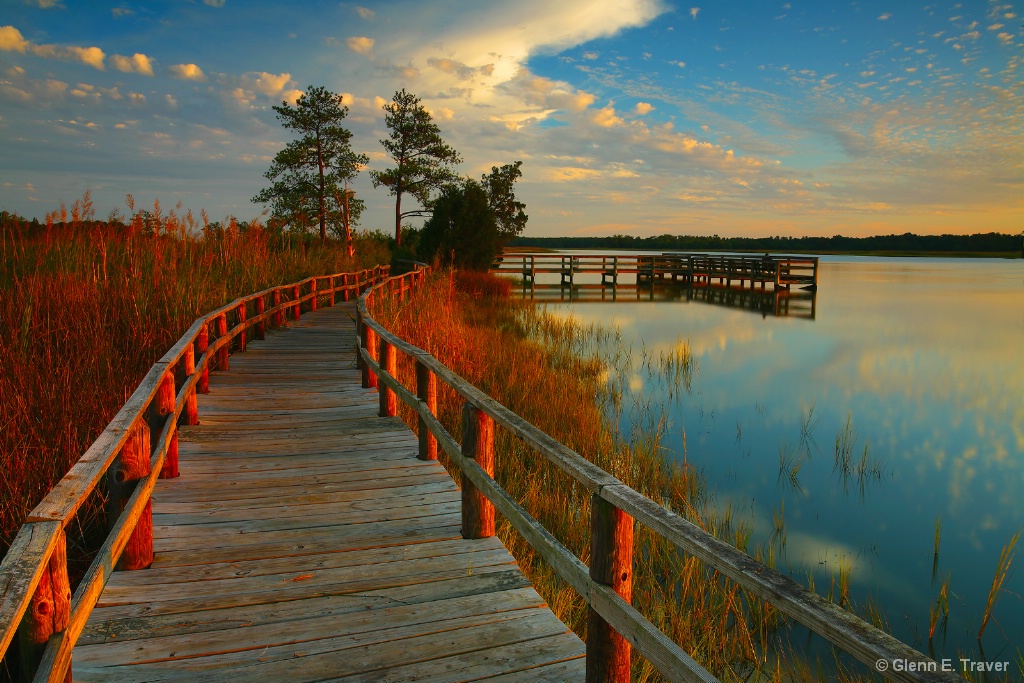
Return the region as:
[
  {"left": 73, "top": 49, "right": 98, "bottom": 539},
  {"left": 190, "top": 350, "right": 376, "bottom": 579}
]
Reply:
[
  {"left": 0, "top": 266, "right": 390, "bottom": 683},
  {"left": 358, "top": 269, "right": 958, "bottom": 683}
]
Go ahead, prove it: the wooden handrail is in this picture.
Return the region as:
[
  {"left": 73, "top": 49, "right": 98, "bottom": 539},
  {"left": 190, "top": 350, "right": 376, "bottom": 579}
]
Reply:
[
  {"left": 0, "top": 265, "right": 391, "bottom": 682},
  {"left": 357, "top": 269, "right": 961, "bottom": 683}
]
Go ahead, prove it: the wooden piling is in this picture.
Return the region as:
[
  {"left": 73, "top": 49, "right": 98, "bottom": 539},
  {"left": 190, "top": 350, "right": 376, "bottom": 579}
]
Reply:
[
  {"left": 310, "top": 278, "right": 318, "bottom": 312},
  {"left": 157, "top": 371, "right": 178, "bottom": 479},
  {"left": 236, "top": 303, "right": 247, "bottom": 353},
  {"left": 181, "top": 343, "right": 198, "bottom": 426},
  {"left": 461, "top": 404, "right": 495, "bottom": 539},
  {"left": 108, "top": 420, "right": 153, "bottom": 571},
  {"left": 272, "top": 289, "right": 283, "bottom": 328},
  {"left": 362, "top": 325, "right": 377, "bottom": 389},
  {"left": 215, "top": 313, "right": 229, "bottom": 371},
  {"left": 416, "top": 360, "right": 437, "bottom": 461},
  {"left": 378, "top": 339, "right": 396, "bottom": 417},
  {"left": 18, "top": 528, "right": 71, "bottom": 683},
  {"left": 197, "top": 325, "right": 209, "bottom": 394},
  {"left": 291, "top": 285, "right": 300, "bottom": 320},
  {"left": 586, "top": 494, "right": 633, "bottom": 683}
]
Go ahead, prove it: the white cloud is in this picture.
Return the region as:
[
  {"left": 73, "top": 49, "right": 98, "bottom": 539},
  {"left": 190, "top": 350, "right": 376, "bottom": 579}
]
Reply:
[
  {"left": 635, "top": 102, "right": 654, "bottom": 115},
  {"left": 355, "top": 6, "right": 375, "bottom": 20},
  {"left": 240, "top": 71, "right": 292, "bottom": 97},
  {"left": 169, "top": 63, "right": 206, "bottom": 81},
  {"left": 30, "top": 44, "right": 106, "bottom": 70},
  {"left": 878, "top": 13, "right": 892, "bottom": 21},
  {"left": 0, "top": 26, "right": 29, "bottom": 52},
  {"left": 690, "top": 7, "right": 700, "bottom": 20},
  {"left": 203, "top": 0, "right": 226, "bottom": 7},
  {"left": 29, "top": 0, "right": 64, "bottom": 8},
  {"left": 110, "top": 53, "right": 154, "bottom": 76},
  {"left": 346, "top": 36, "right": 375, "bottom": 54},
  {"left": 592, "top": 104, "right": 624, "bottom": 127}
]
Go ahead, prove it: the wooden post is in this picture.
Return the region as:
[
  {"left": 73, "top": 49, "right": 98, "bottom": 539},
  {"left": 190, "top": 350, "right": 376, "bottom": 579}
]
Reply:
[
  {"left": 181, "top": 344, "right": 198, "bottom": 425},
  {"left": 255, "top": 295, "right": 266, "bottom": 340},
  {"left": 291, "top": 285, "right": 300, "bottom": 320},
  {"left": 158, "top": 370, "right": 179, "bottom": 479},
  {"left": 197, "top": 325, "right": 209, "bottom": 394},
  {"left": 362, "top": 325, "right": 378, "bottom": 389},
  {"left": 18, "top": 527, "right": 72, "bottom": 683},
  {"left": 378, "top": 339, "right": 396, "bottom": 417},
  {"left": 310, "top": 278, "right": 318, "bottom": 312},
  {"left": 342, "top": 273, "right": 350, "bottom": 302},
  {"left": 215, "top": 313, "right": 229, "bottom": 371},
  {"left": 236, "top": 302, "right": 247, "bottom": 353},
  {"left": 272, "top": 289, "right": 283, "bottom": 328},
  {"left": 586, "top": 495, "right": 634, "bottom": 683},
  {"left": 328, "top": 276, "right": 336, "bottom": 306},
  {"left": 416, "top": 359, "right": 437, "bottom": 460},
  {"left": 461, "top": 403, "right": 495, "bottom": 539},
  {"left": 108, "top": 420, "right": 153, "bottom": 570}
]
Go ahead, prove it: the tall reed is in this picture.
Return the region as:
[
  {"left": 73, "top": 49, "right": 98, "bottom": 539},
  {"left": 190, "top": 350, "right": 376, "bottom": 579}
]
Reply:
[
  {"left": 369, "top": 269, "right": 834, "bottom": 681},
  {"left": 0, "top": 195, "right": 389, "bottom": 565}
]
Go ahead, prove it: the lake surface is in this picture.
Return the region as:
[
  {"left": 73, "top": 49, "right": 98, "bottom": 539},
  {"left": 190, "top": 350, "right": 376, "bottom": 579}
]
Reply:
[{"left": 534, "top": 255, "right": 1024, "bottom": 667}]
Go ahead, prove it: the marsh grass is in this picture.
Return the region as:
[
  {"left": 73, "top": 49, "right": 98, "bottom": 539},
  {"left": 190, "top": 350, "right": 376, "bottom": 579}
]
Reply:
[
  {"left": 978, "top": 531, "right": 1021, "bottom": 641},
  {"left": 0, "top": 195, "right": 389, "bottom": 565},
  {"left": 369, "top": 269, "right": 901, "bottom": 682}
]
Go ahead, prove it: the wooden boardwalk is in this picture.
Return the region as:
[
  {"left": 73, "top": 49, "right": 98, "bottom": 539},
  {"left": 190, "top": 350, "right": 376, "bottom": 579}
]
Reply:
[{"left": 71, "top": 304, "right": 585, "bottom": 682}]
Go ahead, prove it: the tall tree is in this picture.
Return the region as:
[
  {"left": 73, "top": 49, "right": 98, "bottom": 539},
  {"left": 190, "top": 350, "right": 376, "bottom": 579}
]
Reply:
[
  {"left": 253, "top": 85, "right": 368, "bottom": 243},
  {"left": 370, "top": 89, "right": 462, "bottom": 247},
  {"left": 481, "top": 161, "right": 528, "bottom": 243}
]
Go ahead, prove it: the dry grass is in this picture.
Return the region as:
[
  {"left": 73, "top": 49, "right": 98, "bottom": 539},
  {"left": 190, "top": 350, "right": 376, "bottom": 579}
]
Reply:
[
  {"left": 0, "top": 195, "right": 390, "bottom": 569},
  {"left": 370, "top": 269, "right": 799, "bottom": 681}
]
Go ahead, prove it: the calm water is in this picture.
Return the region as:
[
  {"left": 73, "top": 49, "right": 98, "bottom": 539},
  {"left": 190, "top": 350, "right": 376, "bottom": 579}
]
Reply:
[{"left": 537, "top": 255, "right": 1024, "bottom": 665}]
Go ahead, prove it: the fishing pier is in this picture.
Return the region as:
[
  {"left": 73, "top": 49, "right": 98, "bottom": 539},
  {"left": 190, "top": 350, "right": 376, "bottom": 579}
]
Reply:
[{"left": 491, "top": 252, "right": 819, "bottom": 291}]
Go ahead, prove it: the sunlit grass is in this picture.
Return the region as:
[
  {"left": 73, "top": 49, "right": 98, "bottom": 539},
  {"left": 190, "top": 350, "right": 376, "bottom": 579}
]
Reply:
[{"left": 0, "top": 195, "right": 390, "bottom": 565}]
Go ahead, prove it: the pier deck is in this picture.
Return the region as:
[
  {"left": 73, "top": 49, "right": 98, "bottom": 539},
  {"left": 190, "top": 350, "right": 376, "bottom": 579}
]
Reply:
[{"left": 71, "top": 304, "right": 584, "bottom": 682}]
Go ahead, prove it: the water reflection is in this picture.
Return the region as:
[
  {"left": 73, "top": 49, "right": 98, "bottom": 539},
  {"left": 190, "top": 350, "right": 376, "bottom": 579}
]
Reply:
[
  {"left": 540, "top": 255, "right": 1024, "bottom": 665},
  {"left": 517, "top": 281, "right": 817, "bottom": 319}
]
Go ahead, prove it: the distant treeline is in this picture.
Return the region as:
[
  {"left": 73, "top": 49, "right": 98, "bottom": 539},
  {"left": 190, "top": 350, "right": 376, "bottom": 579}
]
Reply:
[{"left": 510, "top": 232, "right": 1023, "bottom": 255}]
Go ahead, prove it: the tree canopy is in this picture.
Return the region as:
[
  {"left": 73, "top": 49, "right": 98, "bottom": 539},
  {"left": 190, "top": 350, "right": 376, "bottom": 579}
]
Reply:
[
  {"left": 253, "top": 85, "right": 368, "bottom": 246},
  {"left": 370, "top": 89, "right": 462, "bottom": 247},
  {"left": 481, "top": 161, "right": 528, "bottom": 242},
  {"left": 418, "top": 180, "right": 500, "bottom": 270}
]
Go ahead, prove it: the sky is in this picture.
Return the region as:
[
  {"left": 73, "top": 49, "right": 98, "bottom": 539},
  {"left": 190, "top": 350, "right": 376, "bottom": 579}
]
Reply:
[{"left": 0, "top": 0, "right": 1021, "bottom": 238}]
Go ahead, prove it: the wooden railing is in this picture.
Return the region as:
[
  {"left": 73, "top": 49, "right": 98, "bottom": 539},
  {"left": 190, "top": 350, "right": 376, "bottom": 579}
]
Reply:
[
  {"left": 357, "top": 270, "right": 961, "bottom": 683},
  {"left": 0, "top": 265, "right": 390, "bottom": 683}
]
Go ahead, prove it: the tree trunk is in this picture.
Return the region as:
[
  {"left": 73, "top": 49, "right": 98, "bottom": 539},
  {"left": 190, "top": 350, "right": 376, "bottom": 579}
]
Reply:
[{"left": 394, "top": 191, "right": 402, "bottom": 248}]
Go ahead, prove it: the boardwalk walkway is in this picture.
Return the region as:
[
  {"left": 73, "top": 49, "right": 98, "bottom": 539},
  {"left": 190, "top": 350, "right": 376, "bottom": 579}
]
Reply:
[{"left": 71, "top": 303, "right": 585, "bottom": 682}]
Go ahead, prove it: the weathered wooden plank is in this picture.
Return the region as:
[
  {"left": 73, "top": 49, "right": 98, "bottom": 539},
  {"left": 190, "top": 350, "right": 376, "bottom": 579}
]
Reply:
[{"left": 0, "top": 521, "right": 61, "bottom": 660}]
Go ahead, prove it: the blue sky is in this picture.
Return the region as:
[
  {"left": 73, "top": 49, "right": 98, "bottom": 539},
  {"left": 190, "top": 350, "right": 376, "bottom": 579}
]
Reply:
[{"left": 1, "top": 0, "right": 1021, "bottom": 237}]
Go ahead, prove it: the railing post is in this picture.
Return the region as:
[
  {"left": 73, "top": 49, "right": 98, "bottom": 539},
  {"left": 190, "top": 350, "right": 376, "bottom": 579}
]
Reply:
[
  {"left": 197, "top": 324, "right": 209, "bottom": 394},
  {"left": 328, "top": 276, "right": 336, "bottom": 306},
  {"left": 255, "top": 295, "right": 266, "bottom": 340},
  {"left": 378, "top": 339, "right": 396, "bottom": 417},
  {"left": 236, "top": 302, "right": 247, "bottom": 353},
  {"left": 586, "top": 495, "right": 634, "bottom": 683},
  {"left": 461, "top": 403, "right": 495, "bottom": 539},
  {"left": 272, "top": 289, "right": 282, "bottom": 328},
  {"left": 310, "top": 278, "right": 318, "bottom": 312},
  {"left": 215, "top": 313, "right": 229, "bottom": 371},
  {"left": 291, "top": 285, "right": 301, "bottom": 320},
  {"left": 415, "top": 359, "right": 437, "bottom": 460},
  {"left": 362, "top": 325, "right": 377, "bottom": 389},
  {"left": 342, "top": 273, "right": 350, "bottom": 302},
  {"left": 108, "top": 419, "right": 153, "bottom": 570},
  {"left": 18, "top": 527, "right": 71, "bottom": 683},
  {"left": 157, "top": 370, "right": 179, "bottom": 479},
  {"left": 181, "top": 342, "right": 198, "bottom": 425}
]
